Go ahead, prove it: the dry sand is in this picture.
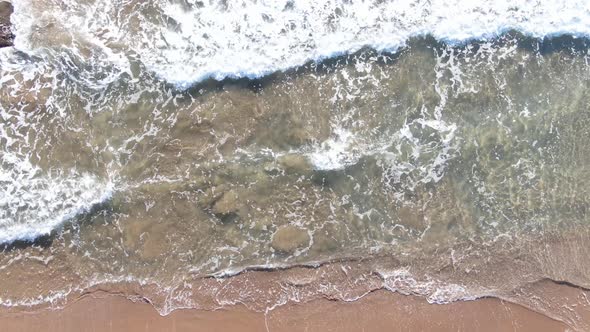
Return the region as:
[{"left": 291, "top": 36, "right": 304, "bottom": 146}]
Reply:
[{"left": 0, "top": 289, "right": 569, "bottom": 332}]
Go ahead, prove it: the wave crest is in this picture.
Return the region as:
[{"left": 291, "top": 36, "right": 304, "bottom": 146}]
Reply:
[{"left": 10, "top": 0, "right": 590, "bottom": 88}]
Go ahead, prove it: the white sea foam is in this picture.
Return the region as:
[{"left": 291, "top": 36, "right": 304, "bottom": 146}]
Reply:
[
  {"left": 0, "top": 43, "right": 115, "bottom": 244},
  {"left": 0, "top": 152, "right": 113, "bottom": 244},
  {"left": 303, "top": 116, "right": 458, "bottom": 198},
  {"left": 307, "top": 127, "right": 371, "bottom": 171},
  {"left": 10, "top": 0, "right": 590, "bottom": 88},
  {"left": 377, "top": 268, "right": 478, "bottom": 303}
]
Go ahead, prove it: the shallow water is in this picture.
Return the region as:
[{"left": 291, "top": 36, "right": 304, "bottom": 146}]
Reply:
[{"left": 1, "top": 0, "right": 590, "bottom": 326}]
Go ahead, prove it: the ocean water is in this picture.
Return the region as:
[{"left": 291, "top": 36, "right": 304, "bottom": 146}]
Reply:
[{"left": 2, "top": 0, "right": 590, "bottom": 325}]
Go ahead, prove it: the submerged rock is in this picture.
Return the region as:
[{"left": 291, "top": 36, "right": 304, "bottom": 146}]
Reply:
[
  {"left": 278, "top": 154, "right": 312, "bottom": 174},
  {"left": 0, "top": 1, "right": 13, "bottom": 48},
  {"left": 271, "top": 225, "right": 310, "bottom": 254},
  {"left": 252, "top": 216, "right": 273, "bottom": 232},
  {"left": 212, "top": 190, "right": 239, "bottom": 215}
]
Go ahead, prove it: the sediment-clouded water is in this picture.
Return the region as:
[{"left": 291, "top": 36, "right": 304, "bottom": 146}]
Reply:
[{"left": 2, "top": 0, "right": 590, "bottom": 328}]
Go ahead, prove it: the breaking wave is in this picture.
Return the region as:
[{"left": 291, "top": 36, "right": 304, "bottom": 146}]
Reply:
[{"left": 10, "top": 0, "right": 590, "bottom": 88}]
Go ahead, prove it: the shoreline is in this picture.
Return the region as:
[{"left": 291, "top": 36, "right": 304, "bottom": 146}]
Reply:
[
  {"left": 2, "top": 229, "right": 590, "bottom": 330},
  {"left": 0, "top": 289, "right": 570, "bottom": 332}
]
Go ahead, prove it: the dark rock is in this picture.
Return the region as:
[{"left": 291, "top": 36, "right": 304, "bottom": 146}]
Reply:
[{"left": 0, "top": 1, "right": 14, "bottom": 48}]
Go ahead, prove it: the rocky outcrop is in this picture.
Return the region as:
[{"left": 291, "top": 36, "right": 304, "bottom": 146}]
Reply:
[{"left": 0, "top": 1, "right": 13, "bottom": 48}]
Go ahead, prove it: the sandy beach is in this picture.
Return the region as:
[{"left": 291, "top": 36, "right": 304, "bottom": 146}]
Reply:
[{"left": 0, "top": 289, "right": 571, "bottom": 332}]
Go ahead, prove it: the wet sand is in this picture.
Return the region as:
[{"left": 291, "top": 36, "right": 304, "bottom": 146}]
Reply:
[{"left": 0, "top": 289, "right": 570, "bottom": 332}]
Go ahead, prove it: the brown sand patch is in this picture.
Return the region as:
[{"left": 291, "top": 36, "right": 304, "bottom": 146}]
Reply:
[{"left": 0, "top": 290, "right": 568, "bottom": 332}]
